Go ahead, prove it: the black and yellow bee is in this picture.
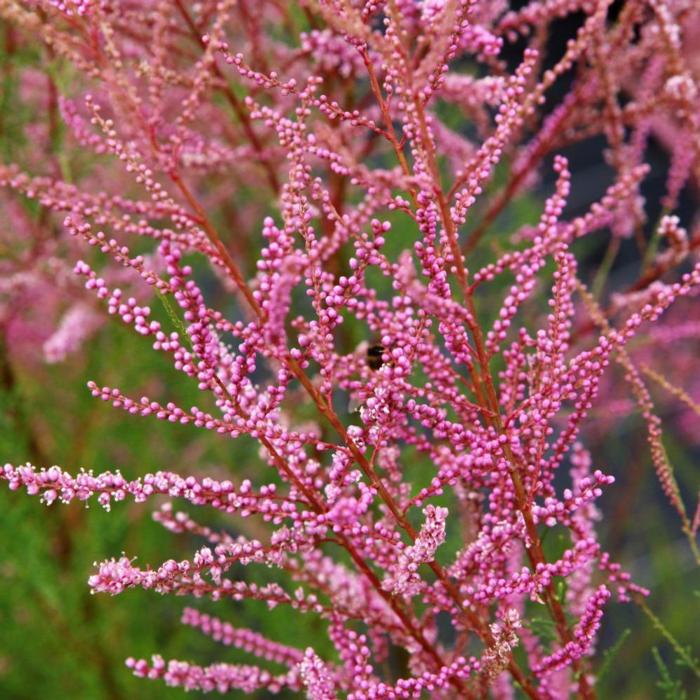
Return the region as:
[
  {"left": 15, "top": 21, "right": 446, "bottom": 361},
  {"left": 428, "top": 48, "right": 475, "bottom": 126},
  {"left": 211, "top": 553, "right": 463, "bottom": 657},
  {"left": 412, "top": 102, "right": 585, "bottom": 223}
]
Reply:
[{"left": 366, "top": 343, "right": 386, "bottom": 371}]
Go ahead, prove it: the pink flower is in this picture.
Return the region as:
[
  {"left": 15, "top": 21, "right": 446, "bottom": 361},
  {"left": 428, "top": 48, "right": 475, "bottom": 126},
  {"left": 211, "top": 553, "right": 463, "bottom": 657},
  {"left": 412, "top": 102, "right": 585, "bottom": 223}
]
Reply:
[{"left": 2, "top": 1, "right": 699, "bottom": 697}]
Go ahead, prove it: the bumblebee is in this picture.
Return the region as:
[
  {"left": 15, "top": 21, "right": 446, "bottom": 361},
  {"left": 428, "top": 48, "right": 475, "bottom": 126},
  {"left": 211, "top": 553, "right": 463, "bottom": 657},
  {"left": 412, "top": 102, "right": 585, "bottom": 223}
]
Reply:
[{"left": 366, "top": 343, "right": 386, "bottom": 371}]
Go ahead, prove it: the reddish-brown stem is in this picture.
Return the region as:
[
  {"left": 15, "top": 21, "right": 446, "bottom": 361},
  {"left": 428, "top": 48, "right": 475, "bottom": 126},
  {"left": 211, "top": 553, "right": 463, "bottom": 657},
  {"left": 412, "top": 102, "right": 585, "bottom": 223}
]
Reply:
[
  {"left": 173, "top": 0, "right": 281, "bottom": 194},
  {"left": 168, "top": 19, "right": 541, "bottom": 696},
  {"left": 359, "top": 47, "right": 415, "bottom": 199},
  {"left": 409, "top": 72, "right": 595, "bottom": 699},
  {"left": 170, "top": 172, "right": 266, "bottom": 320},
  {"left": 460, "top": 91, "right": 580, "bottom": 258},
  {"left": 170, "top": 174, "right": 477, "bottom": 696}
]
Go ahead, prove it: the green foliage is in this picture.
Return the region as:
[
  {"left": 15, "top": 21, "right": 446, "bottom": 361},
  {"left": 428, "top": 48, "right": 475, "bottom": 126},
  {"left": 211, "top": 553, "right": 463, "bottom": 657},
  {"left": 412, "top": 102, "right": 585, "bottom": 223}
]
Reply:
[
  {"left": 525, "top": 615, "right": 558, "bottom": 649},
  {"left": 639, "top": 600, "right": 700, "bottom": 682},
  {"left": 596, "top": 628, "right": 630, "bottom": 685},
  {"left": 652, "top": 648, "right": 688, "bottom": 700}
]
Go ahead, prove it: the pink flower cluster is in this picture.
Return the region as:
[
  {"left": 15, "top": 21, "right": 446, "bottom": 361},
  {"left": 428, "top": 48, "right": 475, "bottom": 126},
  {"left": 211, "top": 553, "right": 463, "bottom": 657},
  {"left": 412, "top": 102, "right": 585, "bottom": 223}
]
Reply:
[{"left": 2, "top": 1, "right": 700, "bottom": 698}]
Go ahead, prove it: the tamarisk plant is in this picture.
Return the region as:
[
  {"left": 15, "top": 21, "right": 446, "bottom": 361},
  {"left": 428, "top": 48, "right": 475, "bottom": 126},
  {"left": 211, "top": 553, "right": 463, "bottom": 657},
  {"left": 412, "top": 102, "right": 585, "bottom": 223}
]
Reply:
[{"left": 1, "top": 0, "right": 699, "bottom": 697}]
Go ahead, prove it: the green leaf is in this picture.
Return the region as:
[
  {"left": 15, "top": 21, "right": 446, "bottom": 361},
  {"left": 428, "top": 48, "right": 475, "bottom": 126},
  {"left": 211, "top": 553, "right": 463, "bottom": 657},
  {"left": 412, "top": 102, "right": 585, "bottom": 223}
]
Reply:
[
  {"left": 597, "top": 628, "right": 631, "bottom": 685},
  {"left": 652, "top": 647, "right": 688, "bottom": 700}
]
